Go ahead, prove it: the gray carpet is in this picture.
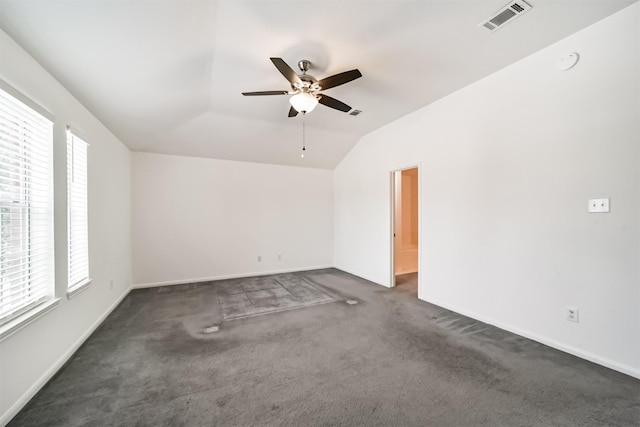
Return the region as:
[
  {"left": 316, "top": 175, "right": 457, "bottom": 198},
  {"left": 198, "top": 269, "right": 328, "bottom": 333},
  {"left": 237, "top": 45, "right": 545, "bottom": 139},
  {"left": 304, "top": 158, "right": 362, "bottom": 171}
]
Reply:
[{"left": 9, "top": 269, "right": 640, "bottom": 426}]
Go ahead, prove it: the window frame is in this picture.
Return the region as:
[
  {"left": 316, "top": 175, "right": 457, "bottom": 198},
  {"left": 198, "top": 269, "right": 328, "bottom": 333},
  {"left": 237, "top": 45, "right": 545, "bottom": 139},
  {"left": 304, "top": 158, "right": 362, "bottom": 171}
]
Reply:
[
  {"left": 66, "top": 128, "right": 91, "bottom": 297},
  {"left": 0, "top": 84, "right": 56, "bottom": 339}
]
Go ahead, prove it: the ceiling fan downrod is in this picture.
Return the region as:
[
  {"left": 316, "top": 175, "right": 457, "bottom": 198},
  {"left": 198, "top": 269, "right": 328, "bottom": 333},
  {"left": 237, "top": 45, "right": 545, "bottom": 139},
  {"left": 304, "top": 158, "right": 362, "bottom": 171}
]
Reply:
[{"left": 298, "top": 60, "right": 311, "bottom": 74}]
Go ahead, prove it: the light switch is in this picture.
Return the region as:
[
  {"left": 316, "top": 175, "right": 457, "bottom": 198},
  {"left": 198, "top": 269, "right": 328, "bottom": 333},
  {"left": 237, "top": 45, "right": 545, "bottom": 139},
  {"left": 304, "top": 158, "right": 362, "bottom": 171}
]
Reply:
[{"left": 588, "top": 198, "right": 610, "bottom": 213}]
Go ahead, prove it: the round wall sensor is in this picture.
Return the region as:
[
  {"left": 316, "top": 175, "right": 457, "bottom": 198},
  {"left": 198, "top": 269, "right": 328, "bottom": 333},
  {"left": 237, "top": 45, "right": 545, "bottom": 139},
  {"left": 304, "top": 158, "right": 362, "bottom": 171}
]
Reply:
[{"left": 557, "top": 52, "right": 579, "bottom": 71}]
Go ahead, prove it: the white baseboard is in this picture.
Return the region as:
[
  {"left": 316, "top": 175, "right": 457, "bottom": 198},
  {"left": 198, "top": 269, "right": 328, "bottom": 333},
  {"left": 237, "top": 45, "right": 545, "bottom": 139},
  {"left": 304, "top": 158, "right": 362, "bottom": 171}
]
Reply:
[
  {"left": 333, "top": 265, "right": 389, "bottom": 288},
  {"left": 131, "top": 265, "right": 334, "bottom": 289},
  {"left": 1, "top": 286, "right": 132, "bottom": 426},
  {"left": 422, "top": 296, "right": 640, "bottom": 380}
]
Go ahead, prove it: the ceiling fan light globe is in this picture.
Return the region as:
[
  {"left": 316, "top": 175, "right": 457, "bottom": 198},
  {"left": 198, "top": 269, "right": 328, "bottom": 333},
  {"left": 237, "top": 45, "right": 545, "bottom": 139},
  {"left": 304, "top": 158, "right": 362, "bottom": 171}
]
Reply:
[{"left": 290, "top": 92, "right": 318, "bottom": 113}]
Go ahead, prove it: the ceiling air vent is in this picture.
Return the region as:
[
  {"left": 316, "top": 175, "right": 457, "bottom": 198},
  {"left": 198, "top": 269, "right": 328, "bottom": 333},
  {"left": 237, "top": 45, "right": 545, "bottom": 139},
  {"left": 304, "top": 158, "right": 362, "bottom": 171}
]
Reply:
[
  {"left": 349, "top": 109, "right": 362, "bottom": 116},
  {"left": 479, "top": 0, "right": 532, "bottom": 32}
]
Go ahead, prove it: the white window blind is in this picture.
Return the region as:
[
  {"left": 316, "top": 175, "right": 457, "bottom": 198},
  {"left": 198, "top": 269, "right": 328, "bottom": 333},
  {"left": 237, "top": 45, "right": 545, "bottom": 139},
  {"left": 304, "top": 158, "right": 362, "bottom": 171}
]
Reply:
[
  {"left": 0, "top": 88, "right": 54, "bottom": 326},
  {"left": 67, "top": 130, "right": 89, "bottom": 290}
]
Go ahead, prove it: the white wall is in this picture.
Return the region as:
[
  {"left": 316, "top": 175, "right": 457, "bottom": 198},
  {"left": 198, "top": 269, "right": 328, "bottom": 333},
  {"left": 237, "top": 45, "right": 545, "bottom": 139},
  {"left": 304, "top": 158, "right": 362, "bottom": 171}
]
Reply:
[
  {"left": 132, "top": 152, "right": 333, "bottom": 286},
  {"left": 334, "top": 4, "right": 640, "bottom": 378},
  {"left": 0, "top": 30, "right": 132, "bottom": 423}
]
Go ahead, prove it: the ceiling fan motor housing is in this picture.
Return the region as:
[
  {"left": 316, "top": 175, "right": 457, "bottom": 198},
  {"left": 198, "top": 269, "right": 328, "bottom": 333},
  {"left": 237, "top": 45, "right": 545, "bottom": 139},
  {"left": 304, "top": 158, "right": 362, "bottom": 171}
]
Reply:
[{"left": 295, "top": 74, "right": 320, "bottom": 92}]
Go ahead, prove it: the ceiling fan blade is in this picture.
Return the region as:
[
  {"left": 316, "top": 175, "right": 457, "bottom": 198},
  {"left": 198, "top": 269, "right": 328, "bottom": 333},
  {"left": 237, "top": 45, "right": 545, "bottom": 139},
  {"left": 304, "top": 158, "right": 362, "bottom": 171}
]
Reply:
[
  {"left": 317, "top": 69, "right": 362, "bottom": 90},
  {"left": 288, "top": 106, "right": 299, "bottom": 118},
  {"left": 242, "top": 90, "right": 289, "bottom": 96},
  {"left": 270, "top": 57, "right": 302, "bottom": 86},
  {"left": 318, "top": 94, "right": 351, "bottom": 112}
]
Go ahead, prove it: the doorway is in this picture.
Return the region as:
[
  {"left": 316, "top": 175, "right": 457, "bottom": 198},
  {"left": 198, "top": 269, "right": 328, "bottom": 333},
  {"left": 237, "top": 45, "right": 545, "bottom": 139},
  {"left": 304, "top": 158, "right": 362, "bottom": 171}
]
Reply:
[{"left": 390, "top": 166, "right": 419, "bottom": 296}]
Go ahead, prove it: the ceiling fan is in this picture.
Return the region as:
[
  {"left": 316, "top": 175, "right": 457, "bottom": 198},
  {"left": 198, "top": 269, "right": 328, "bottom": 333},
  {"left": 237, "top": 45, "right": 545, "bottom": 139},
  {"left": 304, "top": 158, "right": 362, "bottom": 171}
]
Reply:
[{"left": 242, "top": 58, "right": 362, "bottom": 117}]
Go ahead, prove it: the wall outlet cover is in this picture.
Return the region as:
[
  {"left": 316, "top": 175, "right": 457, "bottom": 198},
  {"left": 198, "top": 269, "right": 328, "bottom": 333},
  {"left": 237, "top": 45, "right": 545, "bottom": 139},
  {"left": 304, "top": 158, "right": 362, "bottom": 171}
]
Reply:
[{"left": 588, "top": 198, "right": 610, "bottom": 213}]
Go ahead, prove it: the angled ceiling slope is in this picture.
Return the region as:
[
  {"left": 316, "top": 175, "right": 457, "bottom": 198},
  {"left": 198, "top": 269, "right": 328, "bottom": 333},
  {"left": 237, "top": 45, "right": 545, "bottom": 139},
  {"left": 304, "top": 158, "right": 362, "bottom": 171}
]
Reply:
[{"left": 0, "top": 0, "right": 635, "bottom": 169}]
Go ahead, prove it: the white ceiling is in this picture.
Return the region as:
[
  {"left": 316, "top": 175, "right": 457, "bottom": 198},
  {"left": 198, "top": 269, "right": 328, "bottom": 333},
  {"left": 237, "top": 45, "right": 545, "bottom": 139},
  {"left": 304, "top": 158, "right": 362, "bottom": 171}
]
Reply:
[{"left": 0, "top": 0, "right": 635, "bottom": 169}]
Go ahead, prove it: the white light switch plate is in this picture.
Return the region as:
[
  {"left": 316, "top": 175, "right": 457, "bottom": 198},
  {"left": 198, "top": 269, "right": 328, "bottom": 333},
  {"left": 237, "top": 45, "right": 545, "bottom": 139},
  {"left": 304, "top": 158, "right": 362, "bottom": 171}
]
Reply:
[{"left": 588, "top": 198, "right": 609, "bottom": 213}]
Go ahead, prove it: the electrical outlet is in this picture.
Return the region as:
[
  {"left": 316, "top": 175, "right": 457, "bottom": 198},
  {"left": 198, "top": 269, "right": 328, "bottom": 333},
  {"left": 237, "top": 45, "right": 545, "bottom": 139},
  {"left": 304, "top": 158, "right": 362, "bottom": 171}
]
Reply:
[
  {"left": 588, "top": 198, "right": 609, "bottom": 213},
  {"left": 257, "top": 255, "right": 262, "bottom": 262},
  {"left": 566, "top": 307, "right": 579, "bottom": 323}
]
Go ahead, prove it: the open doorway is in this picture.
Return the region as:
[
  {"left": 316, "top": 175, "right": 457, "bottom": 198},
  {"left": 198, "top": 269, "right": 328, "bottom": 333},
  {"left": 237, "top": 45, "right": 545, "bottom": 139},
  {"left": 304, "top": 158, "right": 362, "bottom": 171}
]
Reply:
[{"left": 390, "top": 166, "right": 419, "bottom": 297}]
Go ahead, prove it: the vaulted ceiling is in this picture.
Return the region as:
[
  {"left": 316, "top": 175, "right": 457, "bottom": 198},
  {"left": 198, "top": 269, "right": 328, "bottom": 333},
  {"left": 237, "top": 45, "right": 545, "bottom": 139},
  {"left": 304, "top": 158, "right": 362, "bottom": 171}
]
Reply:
[{"left": 0, "top": 0, "right": 635, "bottom": 168}]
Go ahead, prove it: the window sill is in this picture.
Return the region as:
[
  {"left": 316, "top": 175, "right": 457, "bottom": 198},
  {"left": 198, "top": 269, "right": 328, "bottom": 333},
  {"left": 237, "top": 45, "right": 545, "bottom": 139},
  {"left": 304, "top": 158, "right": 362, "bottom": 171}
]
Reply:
[
  {"left": 0, "top": 298, "right": 61, "bottom": 342},
  {"left": 67, "top": 279, "right": 93, "bottom": 299}
]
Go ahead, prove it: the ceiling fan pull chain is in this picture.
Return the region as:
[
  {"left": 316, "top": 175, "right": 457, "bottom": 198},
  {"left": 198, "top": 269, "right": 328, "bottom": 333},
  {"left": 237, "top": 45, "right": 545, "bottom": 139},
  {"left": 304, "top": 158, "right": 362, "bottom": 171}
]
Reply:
[{"left": 301, "top": 112, "right": 306, "bottom": 158}]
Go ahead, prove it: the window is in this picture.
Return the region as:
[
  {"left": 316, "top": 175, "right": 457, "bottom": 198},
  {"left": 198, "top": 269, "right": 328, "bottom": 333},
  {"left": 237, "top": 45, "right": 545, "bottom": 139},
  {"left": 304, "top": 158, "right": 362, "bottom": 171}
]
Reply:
[
  {"left": 0, "top": 87, "right": 54, "bottom": 327},
  {"left": 67, "top": 129, "right": 89, "bottom": 292}
]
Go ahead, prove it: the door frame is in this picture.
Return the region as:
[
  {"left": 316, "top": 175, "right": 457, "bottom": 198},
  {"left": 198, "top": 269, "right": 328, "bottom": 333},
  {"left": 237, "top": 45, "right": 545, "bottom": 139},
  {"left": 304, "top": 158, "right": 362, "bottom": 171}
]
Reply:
[{"left": 390, "top": 163, "right": 422, "bottom": 292}]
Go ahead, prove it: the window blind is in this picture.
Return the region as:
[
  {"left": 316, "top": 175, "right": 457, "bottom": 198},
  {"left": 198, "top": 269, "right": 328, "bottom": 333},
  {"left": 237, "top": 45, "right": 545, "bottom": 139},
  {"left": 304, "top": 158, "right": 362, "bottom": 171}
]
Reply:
[
  {"left": 0, "top": 88, "right": 54, "bottom": 326},
  {"left": 67, "top": 131, "right": 89, "bottom": 290}
]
